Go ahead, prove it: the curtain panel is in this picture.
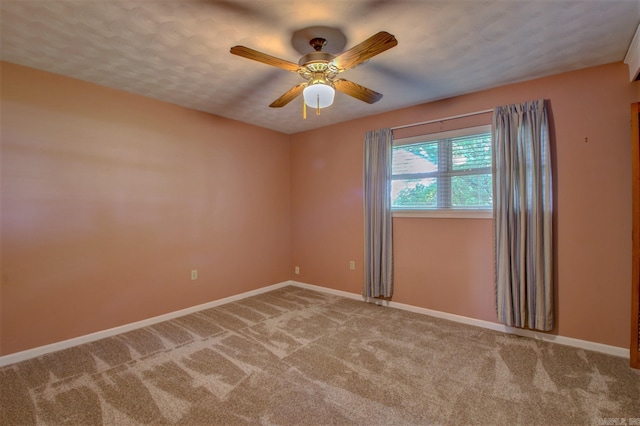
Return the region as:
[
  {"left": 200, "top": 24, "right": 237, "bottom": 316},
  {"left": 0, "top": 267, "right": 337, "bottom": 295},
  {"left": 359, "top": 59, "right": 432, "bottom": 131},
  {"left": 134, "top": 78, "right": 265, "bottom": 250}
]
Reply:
[
  {"left": 363, "top": 128, "right": 394, "bottom": 298},
  {"left": 493, "top": 99, "right": 554, "bottom": 331}
]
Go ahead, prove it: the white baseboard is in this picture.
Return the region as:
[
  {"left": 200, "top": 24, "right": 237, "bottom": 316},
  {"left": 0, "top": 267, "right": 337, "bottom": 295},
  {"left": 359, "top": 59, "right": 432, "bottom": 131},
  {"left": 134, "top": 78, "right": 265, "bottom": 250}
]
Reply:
[
  {"left": 0, "top": 281, "right": 293, "bottom": 367},
  {"left": 289, "top": 281, "right": 630, "bottom": 359},
  {"left": 291, "top": 281, "right": 365, "bottom": 301},
  {"left": 1, "top": 279, "right": 629, "bottom": 367}
]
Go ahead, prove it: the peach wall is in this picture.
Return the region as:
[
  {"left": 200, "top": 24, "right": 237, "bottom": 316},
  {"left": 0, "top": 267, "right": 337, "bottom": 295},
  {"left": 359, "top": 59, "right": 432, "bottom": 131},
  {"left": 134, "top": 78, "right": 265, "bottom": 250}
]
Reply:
[
  {"left": 291, "top": 62, "right": 640, "bottom": 348},
  {"left": 2, "top": 60, "right": 638, "bottom": 356},
  {"left": 0, "top": 62, "right": 291, "bottom": 355}
]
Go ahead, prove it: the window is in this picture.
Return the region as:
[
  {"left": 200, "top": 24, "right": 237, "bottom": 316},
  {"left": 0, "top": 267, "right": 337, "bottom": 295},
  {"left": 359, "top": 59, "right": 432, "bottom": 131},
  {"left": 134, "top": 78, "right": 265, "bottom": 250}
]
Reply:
[{"left": 391, "top": 125, "right": 492, "bottom": 218}]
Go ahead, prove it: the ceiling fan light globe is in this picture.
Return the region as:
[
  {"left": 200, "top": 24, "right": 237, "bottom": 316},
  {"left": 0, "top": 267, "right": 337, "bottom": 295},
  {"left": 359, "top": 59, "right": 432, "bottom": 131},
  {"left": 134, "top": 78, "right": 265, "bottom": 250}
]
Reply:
[{"left": 303, "top": 84, "right": 335, "bottom": 108}]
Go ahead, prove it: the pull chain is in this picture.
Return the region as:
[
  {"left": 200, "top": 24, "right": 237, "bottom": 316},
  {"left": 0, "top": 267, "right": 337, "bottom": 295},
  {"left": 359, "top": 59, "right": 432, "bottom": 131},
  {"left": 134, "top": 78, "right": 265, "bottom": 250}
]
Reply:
[{"left": 316, "top": 94, "right": 320, "bottom": 115}]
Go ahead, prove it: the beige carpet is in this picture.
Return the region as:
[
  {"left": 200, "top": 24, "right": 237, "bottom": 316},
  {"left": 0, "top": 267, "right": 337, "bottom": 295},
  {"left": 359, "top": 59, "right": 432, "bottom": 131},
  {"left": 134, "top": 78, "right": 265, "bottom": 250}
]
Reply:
[{"left": 1, "top": 286, "right": 639, "bottom": 425}]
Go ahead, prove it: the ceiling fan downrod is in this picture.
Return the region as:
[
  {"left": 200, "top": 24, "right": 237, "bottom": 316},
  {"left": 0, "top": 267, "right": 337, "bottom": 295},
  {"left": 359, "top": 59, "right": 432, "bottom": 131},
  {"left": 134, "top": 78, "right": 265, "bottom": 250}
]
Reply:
[{"left": 309, "top": 38, "right": 327, "bottom": 52}]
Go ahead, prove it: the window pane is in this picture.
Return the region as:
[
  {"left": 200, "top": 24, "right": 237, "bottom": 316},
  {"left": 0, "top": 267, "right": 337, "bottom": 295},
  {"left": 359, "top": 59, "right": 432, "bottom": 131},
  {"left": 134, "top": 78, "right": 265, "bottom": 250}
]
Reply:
[
  {"left": 391, "top": 126, "right": 493, "bottom": 212},
  {"left": 451, "top": 174, "right": 493, "bottom": 207},
  {"left": 392, "top": 142, "right": 438, "bottom": 175},
  {"left": 451, "top": 134, "right": 492, "bottom": 171},
  {"left": 392, "top": 178, "right": 437, "bottom": 208}
]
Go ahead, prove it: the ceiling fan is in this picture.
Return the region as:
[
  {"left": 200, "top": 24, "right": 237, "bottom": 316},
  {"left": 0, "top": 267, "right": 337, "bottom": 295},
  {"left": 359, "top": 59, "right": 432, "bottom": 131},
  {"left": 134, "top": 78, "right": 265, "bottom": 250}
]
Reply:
[{"left": 230, "top": 31, "right": 398, "bottom": 117}]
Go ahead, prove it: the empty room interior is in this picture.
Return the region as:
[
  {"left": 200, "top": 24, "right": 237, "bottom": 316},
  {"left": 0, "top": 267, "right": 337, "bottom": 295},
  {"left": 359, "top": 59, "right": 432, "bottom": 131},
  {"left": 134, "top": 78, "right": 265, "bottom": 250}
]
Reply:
[{"left": 1, "top": 0, "right": 640, "bottom": 424}]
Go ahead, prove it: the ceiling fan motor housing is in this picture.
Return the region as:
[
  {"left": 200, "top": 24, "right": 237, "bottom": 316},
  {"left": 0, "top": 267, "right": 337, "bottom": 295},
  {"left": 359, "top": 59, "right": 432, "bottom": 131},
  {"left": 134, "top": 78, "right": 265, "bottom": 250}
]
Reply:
[
  {"left": 299, "top": 53, "right": 339, "bottom": 85},
  {"left": 298, "top": 52, "right": 335, "bottom": 66}
]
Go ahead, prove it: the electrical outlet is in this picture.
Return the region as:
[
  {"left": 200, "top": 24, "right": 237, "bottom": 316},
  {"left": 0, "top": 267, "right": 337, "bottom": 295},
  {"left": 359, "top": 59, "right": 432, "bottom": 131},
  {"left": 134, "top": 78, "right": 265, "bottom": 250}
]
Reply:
[
  {"left": 191, "top": 270, "right": 198, "bottom": 280},
  {"left": 295, "top": 266, "right": 300, "bottom": 275},
  {"left": 349, "top": 261, "right": 355, "bottom": 270}
]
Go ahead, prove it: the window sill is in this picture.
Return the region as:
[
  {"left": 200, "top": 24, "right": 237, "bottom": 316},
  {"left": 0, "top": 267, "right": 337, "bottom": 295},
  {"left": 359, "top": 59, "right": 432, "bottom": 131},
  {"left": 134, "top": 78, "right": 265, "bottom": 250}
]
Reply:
[{"left": 392, "top": 209, "right": 493, "bottom": 219}]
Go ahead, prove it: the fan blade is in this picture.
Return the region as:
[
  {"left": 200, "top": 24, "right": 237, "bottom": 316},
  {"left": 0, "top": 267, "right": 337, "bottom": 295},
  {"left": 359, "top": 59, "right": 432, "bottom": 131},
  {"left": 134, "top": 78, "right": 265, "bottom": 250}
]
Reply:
[
  {"left": 230, "top": 46, "right": 301, "bottom": 72},
  {"left": 331, "top": 31, "right": 397, "bottom": 71},
  {"left": 333, "top": 79, "right": 383, "bottom": 104},
  {"left": 269, "top": 83, "right": 306, "bottom": 108}
]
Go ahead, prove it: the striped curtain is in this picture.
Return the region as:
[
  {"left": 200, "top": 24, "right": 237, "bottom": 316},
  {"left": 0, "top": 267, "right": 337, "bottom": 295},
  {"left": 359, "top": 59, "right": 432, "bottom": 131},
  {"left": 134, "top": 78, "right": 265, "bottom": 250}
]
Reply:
[
  {"left": 493, "top": 100, "right": 553, "bottom": 331},
  {"left": 363, "top": 128, "right": 394, "bottom": 298}
]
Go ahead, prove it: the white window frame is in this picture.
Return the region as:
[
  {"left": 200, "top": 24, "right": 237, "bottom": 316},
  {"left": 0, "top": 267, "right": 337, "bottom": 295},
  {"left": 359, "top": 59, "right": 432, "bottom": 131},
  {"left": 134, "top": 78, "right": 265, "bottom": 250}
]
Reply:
[{"left": 391, "top": 124, "right": 493, "bottom": 219}]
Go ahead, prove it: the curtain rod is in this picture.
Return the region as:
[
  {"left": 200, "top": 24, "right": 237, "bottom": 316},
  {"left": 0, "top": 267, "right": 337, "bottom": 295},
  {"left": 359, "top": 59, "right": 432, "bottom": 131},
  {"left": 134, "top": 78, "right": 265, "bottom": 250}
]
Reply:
[{"left": 390, "top": 109, "right": 493, "bottom": 131}]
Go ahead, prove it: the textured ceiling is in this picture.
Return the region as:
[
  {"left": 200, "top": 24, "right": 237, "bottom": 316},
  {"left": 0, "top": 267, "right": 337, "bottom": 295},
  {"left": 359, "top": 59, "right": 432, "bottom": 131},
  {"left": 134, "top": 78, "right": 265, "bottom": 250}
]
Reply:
[{"left": 1, "top": 0, "right": 639, "bottom": 134}]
